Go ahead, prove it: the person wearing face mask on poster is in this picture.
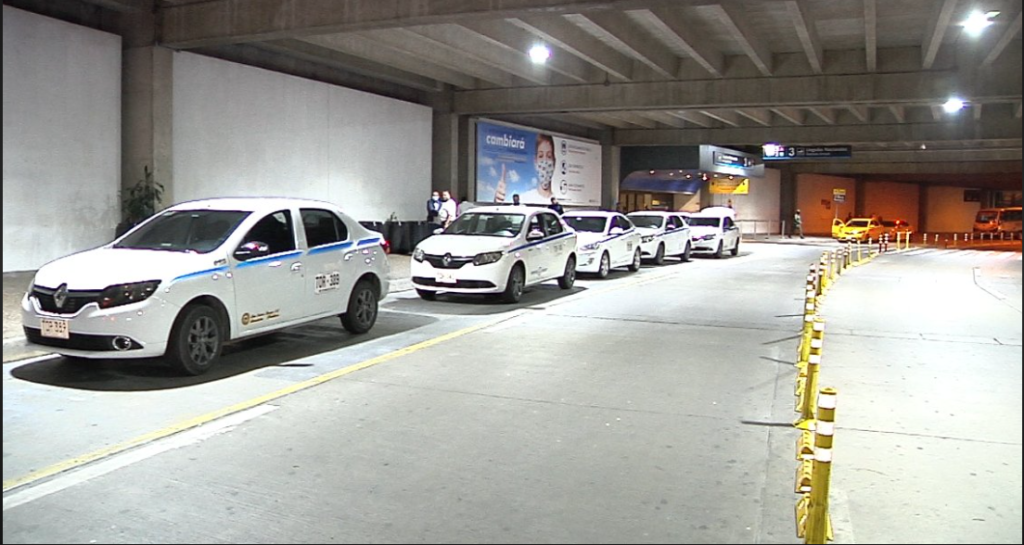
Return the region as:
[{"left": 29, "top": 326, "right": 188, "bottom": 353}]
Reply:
[{"left": 492, "top": 133, "right": 557, "bottom": 205}]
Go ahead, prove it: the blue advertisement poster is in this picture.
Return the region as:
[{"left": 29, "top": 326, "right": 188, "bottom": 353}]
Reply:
[{"left": 475, "top": 121, "right": 601, "bottom": 206}]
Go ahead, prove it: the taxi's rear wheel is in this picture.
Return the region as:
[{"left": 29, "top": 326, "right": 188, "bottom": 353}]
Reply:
[
  {"left": 168, "top": 305, "right": 222, "bottom": 376},
  {"left": 653, "top": 243, "right": 665, "bottom": 265},
  {"left": 416, "top": 289, "right": 437, "bottom": 301},
  {"left": 628, "top": 249, "right": 642, "bottom": 272},
  {"left": 341, "top": 280, "right": 378, "bottom": 334},
  {"left": 558, "top": 256, "right": 576, "bottom": 289},
  {"left": 597, "top": 252, "right": 611, "bottom": 279},
  {"left": 502, "top": 264, "right": 525, "bottom": 303}
]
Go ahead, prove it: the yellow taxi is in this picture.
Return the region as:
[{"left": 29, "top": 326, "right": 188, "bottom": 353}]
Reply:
[{"left": 834, "top": 218, "right": 885, "bottom": 242}]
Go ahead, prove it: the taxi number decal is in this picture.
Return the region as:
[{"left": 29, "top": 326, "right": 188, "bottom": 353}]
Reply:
[
  {"left": 315, "top": 272, "right": 342, "bottom": 294},
  {"left": 627, "top": 242, "right": 634, "bottom": 252}
]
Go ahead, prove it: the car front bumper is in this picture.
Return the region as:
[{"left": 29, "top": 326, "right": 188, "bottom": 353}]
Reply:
[
  {"left": 691, "top": 236, "right": 722, "bottom": 253},
  {"left": 410, "top": 258, "right": 511, "bottom": 294},
  {"left": 575, "top": 250, "right": 605, "bottom": 273},
  {"left": 21, "top": 292, "right": 181, "bottom": 359}
]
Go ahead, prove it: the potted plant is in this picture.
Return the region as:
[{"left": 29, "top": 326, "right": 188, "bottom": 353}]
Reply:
[{"left": 117, "top": 165, "right": 164, "bottom": 237}]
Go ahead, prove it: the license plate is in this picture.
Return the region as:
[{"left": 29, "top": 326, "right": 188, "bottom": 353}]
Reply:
[
  {"left": 40, "top": 318, "right": 70, "bottom": 339},
  {"left": 435, "top": 271, "right": 457, "bottom": 284}
]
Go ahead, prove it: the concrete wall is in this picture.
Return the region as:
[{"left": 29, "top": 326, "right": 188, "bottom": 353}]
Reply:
[
  {"left": 862, "top": 181, "right": 920, "bottom": 227},
  {"left": 925, "top": 186, "right": 982, "bottom": 233},
  {"left": 2, "top": 7, "right": 121, "bottom": 272},
  {"left": 172, "top": 52, "right": 432, "bottom": 222},
  {"left": 796, "top": 174, "right": 857, "bottom": 235},
  {"left": 673, "top": 192, "right": 701, "bottom": 212}
]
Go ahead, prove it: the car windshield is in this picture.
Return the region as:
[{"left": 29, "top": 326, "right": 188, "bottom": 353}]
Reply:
[
  {"left": 687, "top": 217, "right": 721, "bottom": 228},
  {"left": 564, "top": 216, "right": 609, "bottom": 233},
  {"left": 976, "top": 212, "right": 998, "bottom": 222},
  {"left": 846, "top": 220, "right": 870, "bottom": 228},
  {"left": 629, "top": 215, "right": 664, "bottom": 229},
  {"left": 115, "top": 210, "right": 250, "bottom": 253},
  {"left": 445, "top": 212, "right": 525, "bottom": 237}
]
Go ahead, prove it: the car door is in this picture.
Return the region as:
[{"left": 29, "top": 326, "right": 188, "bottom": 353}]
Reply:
[
  {"left": 539, "top": 211, "right": 571, "bottom": 279},
  {"left": 522, "top": 213, "right": 549, "bottom": 283},
  {"left": 611, "top": 215, "right": 636, "bottom": 266},
  {"left": 300, "top": 208, "right": 359, "bottom": 317},
  {"left": 666, "top": 215, "right": 686, "bottom": 255},
  {"left": 232, "top": 209, "right": 305, "bottom": 334},
  {"left": 723, "top": 216, "right": 740, "bottom": 250}
]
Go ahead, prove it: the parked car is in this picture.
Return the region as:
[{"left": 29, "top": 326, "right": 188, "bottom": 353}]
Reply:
[
  {"left": 562, "top": 211, "right": 643, "bottom": 278},
  {"left": 627, "top": 211, "right": 693, "bottom": 264},
  {"left": 22, "top": 198, "right": 390, "bottom": 375},
  {"left": 974, "top": 207, "right": 1022, "bottom": 234},
  {"left": 835, "top": 218, "right": 884, "bottom": 242},
  {"left": 688, "top": 207, "right": 741, "bottom": 258},
  {"left": 880, "top": 219, "right": 913, "bottom": 238},
  {"left": 410, "top": 206, "right": 577, "bottom": 303}
]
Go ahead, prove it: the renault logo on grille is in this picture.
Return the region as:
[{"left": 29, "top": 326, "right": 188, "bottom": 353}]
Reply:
[
  {"left": 53, "top": 283, "right": 69, "bottom": 309},
  {"left": 442, "top": 253, "right": 453, "bottom": 267}
]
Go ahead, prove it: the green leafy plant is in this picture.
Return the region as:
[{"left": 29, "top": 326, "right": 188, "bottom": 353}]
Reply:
[{"left": 121, "top": 165, "right": 164, "bottom": 226}]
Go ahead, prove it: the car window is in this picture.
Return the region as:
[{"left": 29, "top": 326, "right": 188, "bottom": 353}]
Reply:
[
  {"left": 540, "top": 213, "right": 563, "bottom": 237},
  {"left": 301, "top": 208, "right": 349, "bottom": 248},
  {"left": 239, "top": 210, "right": 296, "bottom": 259},
  {"left": 115, "top": 210, "right": 250, "bottom": 254},
  {"left": 1003, "top": 210, "right": 1022, "bottom": 222},
  {"left": 723, "top": 217, "right": 735, "bottom": 229},
  {"left": 564, "top": 216, "right": 608, "bottom": 233},
  {"left": 446, "top": 212, "right": 525, "bottom": 237},
  {"left": 616, "top": 216, "right": 634, "bottom": 230},
  {"left": 629, "top": 215, "right": 664, "bottom": 229},
  {"left": 666, "top": 216, "right": 680, "bottom": 230}
]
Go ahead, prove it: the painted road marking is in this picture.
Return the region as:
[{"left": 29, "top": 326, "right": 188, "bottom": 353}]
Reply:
[{"left": 3, "top": 405, "right": 278, "bottom": 512}]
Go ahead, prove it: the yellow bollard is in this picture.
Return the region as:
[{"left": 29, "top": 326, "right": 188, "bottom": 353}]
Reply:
[
  {"left": 829, "top": 251, "right": 838, "bottom": 282},
  {"left": 805, "top": 388, "right": 837, "bottom": 544},
  {"left": 819, "top": 255, "right": 831, "bottom": 293},
  {"left": 856, "top": 240, "right": 863, "bottom": 265}
]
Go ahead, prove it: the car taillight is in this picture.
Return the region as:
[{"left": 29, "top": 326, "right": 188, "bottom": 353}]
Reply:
[{"left": 381, "top": 239, "right": 391, "bottom": 254}]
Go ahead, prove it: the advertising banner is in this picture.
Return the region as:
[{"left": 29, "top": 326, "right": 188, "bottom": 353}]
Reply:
[{"left": 476, "top": 121, "right": 601, "bottom": 206}]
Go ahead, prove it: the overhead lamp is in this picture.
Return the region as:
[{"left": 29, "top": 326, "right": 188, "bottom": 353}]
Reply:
[
  {"left": 529, "top": 44, "right": 551, "bottom": 64},
  {"left": 962, "top": 10, "right": 999, "bottom": 37},
  {"left": 943, "top": 97, "right": 966, "bottom": 113}
]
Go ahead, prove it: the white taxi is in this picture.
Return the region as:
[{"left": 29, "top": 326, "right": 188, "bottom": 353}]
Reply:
[
  {"left": 410, "top": 206, "right": 577, "bottom": 303},
  {"left": 688, "top": 207, "right": 742, "bottom": 258},
  {"left": 22, "top": 198, "right": 390, "bottom": 375},
  {"left": 627, "top": 211, "right": 693, "bottom": 265},
  {"left": 563, "top": 211, "right": 643, "bottom": 278}
]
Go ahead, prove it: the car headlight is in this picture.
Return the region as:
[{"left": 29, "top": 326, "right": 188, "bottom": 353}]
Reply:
[
  {"left": 473, "top": 251, "right": 504, "bottom": 266},
  {"left": 641, "top": 236, "right": 655, "bottom": 244},
  {"left": 580, "top": 242, "right": 601, "bottom": 252},
  {"left": 696, "top": 234, "right": 716, "bottom": 242},
  {"left": 413, "top": 248, "right": 425, "bottom": 262},
  {"left": 98, "top": 281, "right": 160, "bottom": 309}
]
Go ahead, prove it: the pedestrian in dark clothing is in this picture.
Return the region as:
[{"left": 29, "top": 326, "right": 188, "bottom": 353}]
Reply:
[
  {"left": 549, "top": 196, "right": 565, "bottom": 215},
  {"left": 426, "top": 191, "right": 441, "bottom": 224}
]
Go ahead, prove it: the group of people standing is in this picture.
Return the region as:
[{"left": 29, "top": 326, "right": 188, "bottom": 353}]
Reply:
[{"left": 426, "top": 190, "right": 566, "bottom": 229}]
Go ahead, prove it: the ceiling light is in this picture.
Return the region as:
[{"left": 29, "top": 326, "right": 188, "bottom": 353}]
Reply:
[
  {"left": 943, "top": 98, "right": 966, "bottom": 113},
  {"left": 529, "top": 44, "right": 551, "bottom": 64},
  {"left": 963, "top": 11, "right": 999, "bottom": 37}
]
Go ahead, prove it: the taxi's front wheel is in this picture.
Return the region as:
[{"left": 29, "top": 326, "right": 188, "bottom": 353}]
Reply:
[
  {"left": 342, "top": 280, "right": 379, "bottom": 334},
  {"left": 168, "top": 305, "right": 223, "bottom": 376},
  {"left": 502, "top": 264, "right": 525, "bottom": 303}
]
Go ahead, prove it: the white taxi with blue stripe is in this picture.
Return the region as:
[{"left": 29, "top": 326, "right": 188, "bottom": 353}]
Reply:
[
  {"left": 21, "top": 197, "right": 389, "bottom": 375},
  {"left": 627, "top": 211, "right": 693, "bottom": 265},
  {"left": 411, "top": 206, "right": 577, "bottom": 303},
  {"left": 563, "top": 211, "right": 643, "bottom": 278}
]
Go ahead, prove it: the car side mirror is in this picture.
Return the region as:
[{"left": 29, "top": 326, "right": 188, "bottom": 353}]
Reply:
[
  {"left": 609, "top": 227, "right": 624, "bottom": 235},
  {"left": 526, "top": 229, "right": 545, "bottom": 241},
  {"left": 234, "top": 241, "right": 270, "bottom": 261}
]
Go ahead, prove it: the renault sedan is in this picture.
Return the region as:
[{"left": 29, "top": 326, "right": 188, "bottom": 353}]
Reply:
[
  {"left": 22, "top": 198, "right": 390, "bottom": 375},
  {"left": 627, "top": 211, "right": 693, "bottom": 265}
]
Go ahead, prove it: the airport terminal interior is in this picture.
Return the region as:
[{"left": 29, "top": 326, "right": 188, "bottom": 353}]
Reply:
[{"left": 2, "top": 1, "right": 1021, "bottom": 543}]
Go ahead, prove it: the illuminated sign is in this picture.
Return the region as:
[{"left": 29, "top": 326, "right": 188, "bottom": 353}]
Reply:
[
  {"left": 763, "top": 144, "right": 853, "bottom": 160},
  {"left": 713, "top": 151, "right": 755, "bottom": 169}
]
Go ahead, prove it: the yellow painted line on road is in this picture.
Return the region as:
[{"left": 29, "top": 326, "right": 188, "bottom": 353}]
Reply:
[{"left": 2, "top": 316, "right": 516, "bottom": 494}]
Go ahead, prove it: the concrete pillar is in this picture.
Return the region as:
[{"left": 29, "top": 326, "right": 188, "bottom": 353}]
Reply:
[
  {"left": 854, "top": 177, "right": 867, "bottom": 217},
  {"left": 918, "top": 183, "right": 929, "bottom": 233},
  {"left": 432, "top": 110, "right": 459, "bottom": 197},
  {"left": 121, "top": 10, "right": 175, "bottom": 212},
  {"left": 601, "top": 130, "right": 621, "bottom": 211},
  {"left": 779, "top": 166, "right": 797, "bottom": 223}
]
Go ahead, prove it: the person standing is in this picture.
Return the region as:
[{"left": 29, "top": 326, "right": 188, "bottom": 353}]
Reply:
[
  {"left": 439, "top": 190, "right": 458, "bottom": 228},
  {"left": 426, "top": 191, "right": 441, "bottom": 225},
  {"left": 549, "top": 197, "right": 564, "bottom": 215},
  {"left": 793, "top": 209, "right": 805, "bottom": 239}
]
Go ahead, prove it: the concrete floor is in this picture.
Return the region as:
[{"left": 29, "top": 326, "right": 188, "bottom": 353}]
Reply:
[{"left": 3, "top": 244, "right": 1021, "bottom": 544}]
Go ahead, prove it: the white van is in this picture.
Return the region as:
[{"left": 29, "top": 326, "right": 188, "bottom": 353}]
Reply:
[{"left": 974, "top": 207, "right": 1022, "bottom": 234}]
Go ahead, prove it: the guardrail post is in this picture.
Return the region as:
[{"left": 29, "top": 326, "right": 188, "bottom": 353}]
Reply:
[
  {"left": 804, "top": 388, "right": 837, "bottom": 544},
  {"left": 795, "top": 319, "right": 825, "bottom": 429}
]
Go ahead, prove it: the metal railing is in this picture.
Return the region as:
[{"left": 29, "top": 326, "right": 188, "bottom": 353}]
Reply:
[{"left": 737, "top": 219, "right": 786, "bottom": 240}]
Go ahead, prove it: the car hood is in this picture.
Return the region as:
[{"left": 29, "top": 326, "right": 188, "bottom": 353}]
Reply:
[
  {"left": 634, "top": 227, "right": 663, "bottom": 237},
  {"left": 575, "top": 232, "right": 611, "bottom": 247},
  {"left": 415, "top": 235, "right": 515, "bottom": 257},
  {"left": 33, "top": 247, "right": 229, "bottom": 290},
  {"left": 689, "top": 226, "right": 721, "bottom": 238}
]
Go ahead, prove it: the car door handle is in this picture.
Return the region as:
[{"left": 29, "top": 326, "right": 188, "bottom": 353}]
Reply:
[
  {"left": 291, "top": 263, "right": 303, "bottom": 272},
  {"left": 268, "top": 261, "right": 283, "bottom": 268}
]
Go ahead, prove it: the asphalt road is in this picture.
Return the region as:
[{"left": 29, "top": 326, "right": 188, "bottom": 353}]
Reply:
[{"left": 3, "top": 244, "right": 1021, "bottom": 544}]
